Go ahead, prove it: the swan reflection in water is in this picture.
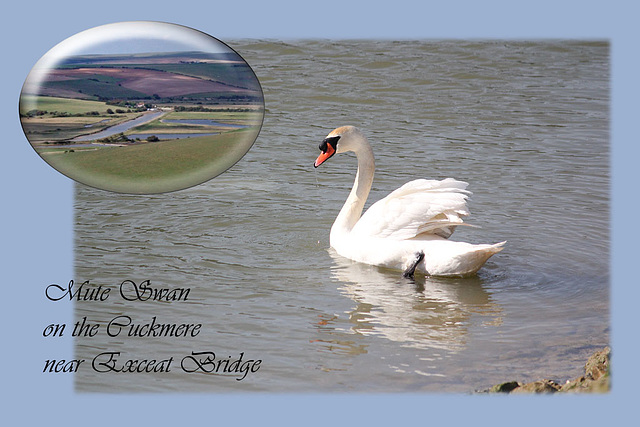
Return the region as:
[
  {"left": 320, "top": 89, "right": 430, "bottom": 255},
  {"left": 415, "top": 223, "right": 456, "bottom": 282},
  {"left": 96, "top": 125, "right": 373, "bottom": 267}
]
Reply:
[{"left": 318, "top": 250, "right": 503, "bottom": 356}]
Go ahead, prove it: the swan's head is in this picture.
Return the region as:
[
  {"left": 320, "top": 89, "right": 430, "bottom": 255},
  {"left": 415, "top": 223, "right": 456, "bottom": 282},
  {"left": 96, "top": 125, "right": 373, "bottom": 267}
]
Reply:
[{"left": 314, "top": 125, "right": 366, "bottom": 168}]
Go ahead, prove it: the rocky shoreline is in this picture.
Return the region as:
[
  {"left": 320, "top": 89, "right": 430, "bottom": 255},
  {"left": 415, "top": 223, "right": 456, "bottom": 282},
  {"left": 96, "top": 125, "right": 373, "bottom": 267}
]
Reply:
[{"left": 485, "top": 347, "right": 610, "bottom": 394}]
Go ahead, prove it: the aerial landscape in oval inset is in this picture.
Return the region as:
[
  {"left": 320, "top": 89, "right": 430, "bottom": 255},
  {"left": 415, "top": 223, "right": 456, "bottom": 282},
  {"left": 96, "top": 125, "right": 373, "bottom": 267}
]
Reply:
[{"left": 20, "top": 22, "right": 264, "bottom": 193}]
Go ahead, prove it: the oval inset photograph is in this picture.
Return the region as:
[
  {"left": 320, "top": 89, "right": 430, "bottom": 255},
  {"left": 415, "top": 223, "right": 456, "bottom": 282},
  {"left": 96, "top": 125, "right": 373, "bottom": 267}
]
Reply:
[{"left": 20, "top": 21, "right": 264, "bottom": 193}]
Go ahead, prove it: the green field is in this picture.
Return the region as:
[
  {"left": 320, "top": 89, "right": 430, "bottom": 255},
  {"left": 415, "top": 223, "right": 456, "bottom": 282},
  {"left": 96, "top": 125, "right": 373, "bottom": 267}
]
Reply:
[
  {"left": 20, "top": 95, "right": 111, "bottom": 115},
  {"left": 39, "top": 127, "right": 260, "bottom": 193}
]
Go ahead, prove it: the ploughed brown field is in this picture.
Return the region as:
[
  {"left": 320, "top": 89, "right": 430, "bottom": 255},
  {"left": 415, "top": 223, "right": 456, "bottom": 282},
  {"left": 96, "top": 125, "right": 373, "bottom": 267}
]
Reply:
[{"left": 39, "top": 67, "right": 252, "bottom": 98}]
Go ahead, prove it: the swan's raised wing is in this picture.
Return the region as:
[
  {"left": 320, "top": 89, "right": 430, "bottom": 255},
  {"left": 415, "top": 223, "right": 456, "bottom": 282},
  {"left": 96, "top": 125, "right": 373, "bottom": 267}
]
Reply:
[{"left": 352, "top": 178, "right": 472, "bottom": 240}]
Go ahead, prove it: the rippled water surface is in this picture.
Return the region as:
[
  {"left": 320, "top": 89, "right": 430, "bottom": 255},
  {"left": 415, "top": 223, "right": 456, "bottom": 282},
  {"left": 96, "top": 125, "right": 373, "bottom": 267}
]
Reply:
[{"left": 74, "top": 40, "right": 609, "bottom": 392}]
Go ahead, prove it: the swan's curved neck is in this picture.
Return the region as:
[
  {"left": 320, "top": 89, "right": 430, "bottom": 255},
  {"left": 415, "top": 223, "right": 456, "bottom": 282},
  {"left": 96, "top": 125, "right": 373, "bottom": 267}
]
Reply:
[{"left": 331, "top": 138, "right": 375, "bottom": 239}]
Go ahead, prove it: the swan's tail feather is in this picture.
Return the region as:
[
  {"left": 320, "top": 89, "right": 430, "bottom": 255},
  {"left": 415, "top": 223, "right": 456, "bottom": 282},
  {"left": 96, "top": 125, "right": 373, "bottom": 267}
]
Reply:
[
  {"left": 473, "top": 240, "right": 507, "bottom": 268},
  {"left": 482, "top": 241, "right": 506, "bottom": 256},
  {"left": 442, "top": 241, "right": 507, "bottom": 277}
]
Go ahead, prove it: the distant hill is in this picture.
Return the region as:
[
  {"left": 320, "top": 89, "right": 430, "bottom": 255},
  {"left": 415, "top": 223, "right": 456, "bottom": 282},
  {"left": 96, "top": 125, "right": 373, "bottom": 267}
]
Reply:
[
  {"left": 29, "top": 51, "right": 262, "bottom": 103},
  {"left": 58, "top": 50, "right": 245, "bottom": 66}
]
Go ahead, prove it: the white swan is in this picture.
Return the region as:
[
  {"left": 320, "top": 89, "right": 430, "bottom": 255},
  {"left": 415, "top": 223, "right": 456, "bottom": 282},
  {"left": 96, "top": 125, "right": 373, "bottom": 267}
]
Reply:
[{"left": 314, "top": 126, "right": 505, "bottom": 277}]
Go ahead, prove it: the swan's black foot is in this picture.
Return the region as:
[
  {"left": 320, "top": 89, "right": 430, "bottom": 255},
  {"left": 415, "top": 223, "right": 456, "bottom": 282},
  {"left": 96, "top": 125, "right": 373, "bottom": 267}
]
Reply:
[{"left": 403, "top": 251, "right": 425, "bottom": 279}]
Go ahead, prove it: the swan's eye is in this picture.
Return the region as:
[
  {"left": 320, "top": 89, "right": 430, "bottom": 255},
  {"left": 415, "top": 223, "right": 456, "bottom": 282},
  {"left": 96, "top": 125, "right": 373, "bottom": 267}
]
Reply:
[{"left": 320, "top": 136, "right": 340, "bottom": 153}]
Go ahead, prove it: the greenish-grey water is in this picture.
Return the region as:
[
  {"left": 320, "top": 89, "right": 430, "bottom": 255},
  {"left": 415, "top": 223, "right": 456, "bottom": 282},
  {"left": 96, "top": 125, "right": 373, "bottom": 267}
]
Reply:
[{"left": 74, "top": 40, "right": 609, "bottom": 392}]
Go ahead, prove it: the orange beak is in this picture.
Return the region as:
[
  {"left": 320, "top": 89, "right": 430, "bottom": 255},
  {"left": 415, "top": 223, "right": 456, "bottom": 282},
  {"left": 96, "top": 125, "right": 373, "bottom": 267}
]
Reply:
[{"left": 314, "top": 143, "right": 336, "bottom": 168}]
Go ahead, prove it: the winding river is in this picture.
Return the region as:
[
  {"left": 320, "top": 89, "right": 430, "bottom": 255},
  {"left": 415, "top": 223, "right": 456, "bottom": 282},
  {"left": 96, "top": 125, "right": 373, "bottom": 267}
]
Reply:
[
  {"left": 161, "top": 119, "right": 248, "bottom": 128},
  {"left": 72, "top": 110, "right": 166, "bottom": 142},
  {"left": 71, "top": 112, "right": 248, "bottom": 143}
]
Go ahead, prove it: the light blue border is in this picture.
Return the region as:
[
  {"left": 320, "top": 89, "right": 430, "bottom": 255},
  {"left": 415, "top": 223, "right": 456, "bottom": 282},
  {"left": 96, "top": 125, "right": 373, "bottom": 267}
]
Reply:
[{"left": 2, "top": 0, "right": 636, "bottom": 425}]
